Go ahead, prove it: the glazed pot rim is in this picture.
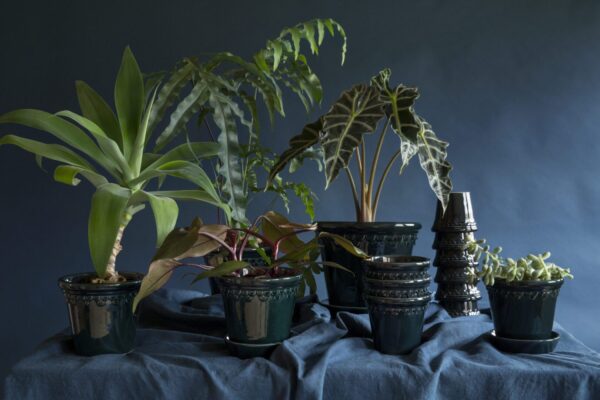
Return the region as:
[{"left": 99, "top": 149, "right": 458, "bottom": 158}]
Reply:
[
  {"left": 216, "top": 268, "right": 302, "bottom": 284},
  {"left": 58, "top": 271, "right": 143, "bottom": 291},
  {"left": 365, "top": 255, "right": 430, "bottom": 267},
  {"left": 365, "top": 294, "right": 432, "bottom": 305},
  {"left": 488, "top": 278, "right": 564, "bottom": 288},
  {"left": 317, "top": 221, "right": 422, "bottom": 230},
  {"left": 364, "top": 277, "right": 431, "bottom": 285}
]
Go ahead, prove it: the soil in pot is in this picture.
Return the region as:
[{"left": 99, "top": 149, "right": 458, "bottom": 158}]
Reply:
[
  {"left": 216, "top": 268, "right": 301, "bottom": 357},
  {"left": 58, "top": 272, "right": 143, "bottom": 356},
  {"left": 205, "top": 247, "right": 272, "bottom": 295},
  {"left": 317, "top": 222, "right": 421, "bottom": 308},
  {"left": 487, "top": 279, "right": 563, "bottom": 340}
]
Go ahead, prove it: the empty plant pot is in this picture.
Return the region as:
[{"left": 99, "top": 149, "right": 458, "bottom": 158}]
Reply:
[
  {"left": 487, "top": 279, "right": 563, "bottom": 340},
  {"left": 365, "top": 295, "right": 432, "bottom": 355},
  {"left": 58, "top": 272, "right": 143, "bottom": 356},
  {"left": 363, "top": 255, "right": 431, "bottom": 282},
  {"left": 317, "top": 222, "right": 421, "bottom": 309},
  {"left": 216, "top": 269, "right": 301, "bottom": 357}
]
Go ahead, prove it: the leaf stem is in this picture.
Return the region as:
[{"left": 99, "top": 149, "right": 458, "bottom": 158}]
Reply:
[
  {"left": 368, "top": 116, "right": 391, "bottom": 207},
  {"left": 344, "top": 167, "right": 361, "bottom": 220},
  {"left": 372, "top": 150, "right": 401, "bottom": 219}
]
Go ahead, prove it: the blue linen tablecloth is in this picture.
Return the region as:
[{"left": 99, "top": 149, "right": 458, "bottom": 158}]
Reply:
[{"left": 5, "top": 289, "right": 600, "bottom": 400}]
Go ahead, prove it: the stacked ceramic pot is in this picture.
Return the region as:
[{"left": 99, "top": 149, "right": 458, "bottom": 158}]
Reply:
[
  {"left": 431, "top": 192, "right": 481, "bottom": 317},
  {"left": 362, "top": 256, "right": 432, "bottom": 355}
]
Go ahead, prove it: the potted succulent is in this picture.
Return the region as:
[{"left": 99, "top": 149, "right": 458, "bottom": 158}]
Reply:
[
  {"left": 150, "top": 18, "right": 347, "bottom": 293},
  {"left": 132, "top": 211, "right": 366, "bottom": 357},
  {"left": 0, "top": 48, "right": 230, "bottom": 355},
  {"left": 269, "top": 68, "right": 453, "bottom": 309},
  {"left": 467, "top": 239, "right": 573, "bottom": 353}
]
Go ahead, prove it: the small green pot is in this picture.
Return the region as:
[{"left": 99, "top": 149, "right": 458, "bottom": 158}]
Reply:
[
  {"left": 58, "top": 272, "right": 142, "bottom": 356},
  {"left": 487, "top": 279, "right": 563, "bottom": 340},
  {"left": 317, "top": 222, "right": 421, "bottom": 308},
  {"left": 216, "top": 270, "right": 301, "bottom": 356},
  {"left": 205, "top": 248, "right": 272, "bottom": 295}
]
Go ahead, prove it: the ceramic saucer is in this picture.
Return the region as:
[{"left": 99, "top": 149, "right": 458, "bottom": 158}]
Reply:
[
  {"left": 489, "top": 330, "right": 560, "bottom": 354},
  {"left": 224, "top": 336, "right": 280, "bottom": 358}
]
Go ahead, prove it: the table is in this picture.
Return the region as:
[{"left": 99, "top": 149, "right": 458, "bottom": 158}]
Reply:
[{"left": 5, "top": 289, "right": 600, "bottom": 400}]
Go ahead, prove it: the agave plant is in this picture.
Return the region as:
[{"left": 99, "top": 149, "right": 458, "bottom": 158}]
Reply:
[
  {"left": 150, "top": 18, "right": 346, "bottom": 226},
  {"left": 466, "top": 239, "right": 574, "bottom": 286},
  {"left": 0, "top": 47, "right": 229, "bottom": 282},
  {"left": 269, "top": 68, "right": 453, "bottom": 221},
  {"left": 132, "top": 211, "right": 366, "bottom": 310}
]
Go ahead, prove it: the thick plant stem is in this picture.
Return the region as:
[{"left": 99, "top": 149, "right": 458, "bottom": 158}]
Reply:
[{"left": 104, "top": 224, "right": 126, "bottom": 282}]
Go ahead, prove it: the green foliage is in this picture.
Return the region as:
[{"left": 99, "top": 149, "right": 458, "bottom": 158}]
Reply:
[
  {"left": 147, "top": 18, "right": 346, "bottom": 226},
  {"left": 269, "top": 68, "right": 453, "bottom": 222},
  {"left": 466, "top": 239, "right": 574, "bottom": 286},
  {"left": 0, "top": 47, "right": 230, "bottom": 279},
  {"left": 133, "top": 211, "right": 366, "bottom": 310}
]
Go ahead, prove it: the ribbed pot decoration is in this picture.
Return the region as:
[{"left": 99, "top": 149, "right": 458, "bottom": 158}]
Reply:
[
  {"left": 363, "top": 256, "right": 432, "bottom": 354},
  {"left": 431, "top": 192, "right": 481, "bottom": 316},
  {"left": 58, "top": 272, "right": 143, "bottom": 356},
  {"left": 317, "top": 222, "right": 421, "bottom": 310}
]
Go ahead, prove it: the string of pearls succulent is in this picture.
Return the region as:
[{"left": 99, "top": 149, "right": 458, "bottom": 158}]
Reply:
[{"left": 466, "top": 239, "right": 574, "bottom": 286}]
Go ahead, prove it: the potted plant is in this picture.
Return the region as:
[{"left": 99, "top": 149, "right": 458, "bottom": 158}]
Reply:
[
  {"left": 0, "top": 48, "right": 230, "bottom": 355},
  {"left": 269, "top": 68, "right": 453, "bottom": 309},
  {"left": 149, "top": 19, "right": 347, "bottom": 293},
  {"left": 467, "top": 239, "right": 573, "bottom": 353},
  {"left": 132, "top": 211, "right": 366, "bottom": 357}
]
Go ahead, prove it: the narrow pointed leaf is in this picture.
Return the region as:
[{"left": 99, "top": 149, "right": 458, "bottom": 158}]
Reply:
[
  {"left": 318, "top": 232, "right": 369, "bottom": 258},
  {"left": 75, "top": 80, "right": 123, "bottom": 149},
  {"left": 0, "top": 135, "right": 94, "bottom": 170},
  {"left": 114, "top": 47, "right": 145, "bottom": 159},
  {"left": 54, "top": 165, "right": 108, "bottom": 187},
  {"left": 261, "top": 211, "right": 304, "bottom": 254},
  {"left": 143, "top": 191, "right": 179, "bottom": 247},
  {"left": 142, "top": 141, "right": 219, "bottom": 172},
  {"left": 133, "top": 258, "right": 180, "bottom": 311},
  {"left": 194, "top": 260, "right": 250, "bottom": 281}
]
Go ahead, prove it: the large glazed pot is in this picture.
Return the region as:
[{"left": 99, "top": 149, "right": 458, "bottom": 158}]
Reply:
[
  {"left": 317, "top": 222, "right": 421, "bottom": 308},
  {"left": 58, "top": 272, "right": 143, "bottom": 356},
  {"left": 205, "top": 248, "right": 272, "bottom": 295},
  {"left": 216, "top": 269, "right": 301, "bottom": 357},
  {"left": 487, "top": 279, "right": 563, "bottom": 340}
]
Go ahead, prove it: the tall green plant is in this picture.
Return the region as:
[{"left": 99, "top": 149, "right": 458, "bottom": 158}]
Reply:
[
  {"left": 148, "top": 18, "right": 346, "bottom": 226},
  {"left": 0, "top": 47, "right": 229, "bottom": 282},
  {"left": 269, "top": 68, "right": 453, "bottom": 222}
]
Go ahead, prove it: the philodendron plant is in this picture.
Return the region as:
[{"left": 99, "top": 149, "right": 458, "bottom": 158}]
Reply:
[
  {"left": 132, "top": 211, "right": 367, "bottom": 310},
  {"left": 467, "top": 239, "right": 574, "bottom": 286},
  {"left": 269, "top": 68, "right": 453, "bottom": 221},
  {"left": 0, "top": 47, "right": 229, "bottom": 283},
  {"left": 151, "top": 18, "right": 346, "bottom": 226}
]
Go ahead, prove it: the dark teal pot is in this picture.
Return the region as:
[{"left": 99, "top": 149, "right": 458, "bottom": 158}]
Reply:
[
  {"left": 317, "top": 222, "right": 421, "bottom": 308},
  {"left": 217, "top": 270, "right": 301, "bottom": 354},
  {"left": 58, "top": 272, "right": 142, "bottom": 356},
  {"left": 205, "top": 248, "right": 272, "bottom": 295},
  {"left": 366, "top": 295, "right": 431, "bottom": 355},
  {"left": 487, "top": 279, "right": 563, "bottom": 340}
]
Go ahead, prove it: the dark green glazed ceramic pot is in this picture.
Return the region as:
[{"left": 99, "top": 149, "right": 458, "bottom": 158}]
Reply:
[
  {"left": 216, "top": 270, "right": 302, "bottom": 348},
  {"left": 317, "top": 222, "right": 421, "bottom": 308},
  {"left": 487, "top": 279, "right": 563, "bottom": 340},
  {"left": 365, "top": 295, "right": 431, "bottom": 355},
  {"left": 205, "top": 248, "right": 272, "bottom": 295},
  {"left": 58, "top": 272, "right": 143, "bottom": 356}
]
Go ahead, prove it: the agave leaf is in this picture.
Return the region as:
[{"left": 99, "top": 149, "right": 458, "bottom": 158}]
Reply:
[
  {"left": 268, "top": 118, "right": 321, "bottom": 183},
  {"left": 75, "top": 80, "right": 123, "bottom": 149},
  {"left": 147, "top": 61, "right": 195, "bottom": 138},
  {"left": 142, "top": 141, "right": 219, "bottom": 172},
  {"left": 114, "top": 47, "right": 145, "bottom": 160},
  {"left": 88, "top": 183, "right": 132, "bottom": 277},
  {"left": 0, "top": 135, "right": 94, "bottom": 170},
  {"left": 415, "top": 118, "right": 453, "bottom": 210},
  {"left": 148, "top": 189, "right": 223, "bottom": 207},
  {"left": 0, "top": 109, "right": 110, "bottom": 169},
  {"left": 56, "top": 110, "right": 129, "bottom": 179},
  {"left": 154, "top": 81, "right": 208, "bottom": 152},
  {"left": 142, "top": 191, "right": 179, "bottom": 247},
  {"left": 209, "top": 89, "right": 248, "bottom": 225},
  {"left": 321, "top": 84, "right": 385, "bottom": 187},
  {"left": 54, "top": 165, "right": 109, "bottom": 187}
]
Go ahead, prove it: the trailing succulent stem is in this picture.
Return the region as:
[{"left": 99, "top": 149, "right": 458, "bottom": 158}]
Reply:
[{"left": 466, "top": 239, "right": 574, "bottom": 286}]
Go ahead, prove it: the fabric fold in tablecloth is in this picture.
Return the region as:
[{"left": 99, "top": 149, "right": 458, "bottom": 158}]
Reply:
[{"left": 5, "top": 288, "right": 600, "bottom": 400}]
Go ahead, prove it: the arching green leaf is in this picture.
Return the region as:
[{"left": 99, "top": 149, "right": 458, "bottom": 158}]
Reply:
[
  {"left": 143, "top": 191, "right": 179, "bottom": 247},
  {"left": 321, "top": 84, "right": 385, "bottom": 187},
  {"left": 0, "top": 135, "right": 94, "bottom": 170},
  {"left": 54, "top": 165, "right": 108, "bottom": 187},
  {"left": 76, "top": 80, "right": 123, "bottom": 149}
]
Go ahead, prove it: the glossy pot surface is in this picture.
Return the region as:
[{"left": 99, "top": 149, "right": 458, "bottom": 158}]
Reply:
[{"left": 58, "top": 272, "right": 142, "bottom": 356}]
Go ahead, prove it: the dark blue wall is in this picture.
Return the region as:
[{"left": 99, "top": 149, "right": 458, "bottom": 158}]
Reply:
[{"left": 1, "top": 0, "right": 599, "bottom": 381}]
